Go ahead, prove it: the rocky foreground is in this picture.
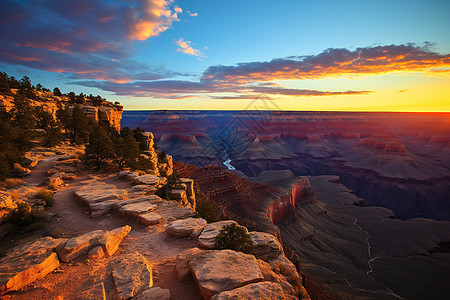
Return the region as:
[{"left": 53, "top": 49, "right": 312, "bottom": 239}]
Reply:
[{"left": 0, "top": 146, "right": 309, "bottom": 299}]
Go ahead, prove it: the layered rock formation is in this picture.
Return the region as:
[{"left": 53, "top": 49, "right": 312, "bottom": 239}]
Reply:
[{"left": 127, "top": 110, "right": 450, "bottom": 221}]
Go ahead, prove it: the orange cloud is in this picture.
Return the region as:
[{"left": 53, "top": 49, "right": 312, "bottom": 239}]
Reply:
[
  {"left": 175, "top": 38, "right": 206, "bottom": 59},
  {"left": 202, "top": 44, "right": 450, "bottom": 84}
]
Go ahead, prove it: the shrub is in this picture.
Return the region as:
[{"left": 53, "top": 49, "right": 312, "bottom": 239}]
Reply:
[
  {"left": 35, "top": 189, "right": 54, "bottom": 207},
  {"left": 3, "top": 178, "right": 23, "bottom": 189},
  {"left": 9, "top": 202, "right": 49, "bottom": 227},
  {"left": 196, "top": 198, "right": 220, "bottom": 223},
  {"left": 215, "top": 223, "right": 254, "bottom": 254}
]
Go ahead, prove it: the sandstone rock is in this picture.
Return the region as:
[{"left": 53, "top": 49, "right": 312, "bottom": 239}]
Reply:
[
  {"left": 249, "top": 231, "right": 283, "bottom": 260},
  {"left": 0, "top": 192, "right": 16, "bottom": 224},
  {"left": 80, "top": 282, "right": 106, "bottom": 300},
  {"left": 75, "top": 182, "right": 128, "bottom": 205},
  {"left": 168, "top": 189, "right": 186, "bottom": 200},
  {"left": 0, "top": 237, "right": 66, "bottom": 294},
  {"left": 175, "top": 248, "right": 202, "bottom": 282},
  {"left": 98, "top": 225, "right": 131, "bottom": 257},
  {"left": 112, "top": 252, "right": 152, "bottom": 299},
  {"left": 133, "top": 174, "right": 166, "bottom": 186},
  {"left": 188, "top": 249, "right": 264, "bottom": 299},
  {"left": 56, "top": 230, "right": 106, "bottom": 262},
  {"left": 197, "top": 220, "right": 240, "bottom": 249},
  {"left": 129, "top": 185, "right": 156, "bottom": 194},
  {"left": 87, "top": 246, "right": 105, "bottom": 260},
  {"left": 257, "top": 259, "right": 297, "bottom": 300},
  {"left": 12, "top": 163, "right": 31, "bottom": 177},
  {"left": 133, "top": 287, "right": 170, "bottom": 300},
  {"left": 138, "top": 212, "right": 162, "bottom": 226},
  {"left": 167, "top": 217, "right": 207, "bottom": 238},
  {"left": 20, "top": 157, "right": 38, "bottom": 168},
  {"left": 155, "top": 200, "right": 197, "bottom": 222},
  {"left": 112, "top": 195, "right": 162, "bottom": 209},
  {"left": 211, "top": 281, "right": 285, "bottom": 300},
  {"left": 119, "top": 202, "right": 156, "bottom": 217}
]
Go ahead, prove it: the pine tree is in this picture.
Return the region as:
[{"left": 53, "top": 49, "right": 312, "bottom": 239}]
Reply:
[{"left": 84, "top": 124, "right": 115, "bottom": 171}]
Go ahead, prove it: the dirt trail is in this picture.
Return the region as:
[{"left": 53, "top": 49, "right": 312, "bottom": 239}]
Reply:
[
  {"left": 23, "top": 156, "right": 61, "bottom": 187},
  {"left": 2, "top": 167, "right": 202, "bottom": 299}
]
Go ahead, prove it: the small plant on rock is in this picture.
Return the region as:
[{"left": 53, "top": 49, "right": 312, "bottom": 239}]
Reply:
[
  {"left": 215, "top": 223, "right": 254, "bottom": 254},
  {"left": 9, "top": 202, "right": 49, "bottom": 227},
  {"left": 35, "top": 189, "right": 54, "bottom": 207}
]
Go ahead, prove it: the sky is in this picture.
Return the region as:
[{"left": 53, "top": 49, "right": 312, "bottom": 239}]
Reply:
[{"left": 0, "top": 0, "right": 449, "bottom": 111}]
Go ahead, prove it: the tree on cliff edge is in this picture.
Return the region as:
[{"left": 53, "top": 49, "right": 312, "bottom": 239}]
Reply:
[{"left": 84, "top": 124, "right": 115, "bottom": 171}]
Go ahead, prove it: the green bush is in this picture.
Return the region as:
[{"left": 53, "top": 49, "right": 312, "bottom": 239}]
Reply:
[
  {"left": 196, "top": 199, "right": 220, "bottom": 223},
  {"left": 215, "top": 223, "right": 254, "bottom": 254},
  {"left": 9, "top": 202, "right": 49, "bottom": 227},
  {"left": 35, "top": 189, "right": 54, "bottom": 207}
]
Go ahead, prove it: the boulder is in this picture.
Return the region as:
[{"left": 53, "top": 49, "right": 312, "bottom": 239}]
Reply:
[
  {"left": 119, "top": 202, "right": 156, "bottom": 217},
  {"left": 56, "top": 226, "right": 130, "bottom": 262},
  {"left": 133, "top": 287, "right": 170, "bottom": 300},
  {"left": 12, "top": 163, "right": 31, "bottom": 177},
  {"left": 197, "top": 220, "right": 240, "bottom": 249},
  {"left": 166, "top": 217, "right": 207, "bottom": 238},
  {"left": 97, "top": 225, "right": 131, "bottom": 257},
  {"left": 0, "top": 237, "right": 66, "bottom": 294},
  {"left": 55, "top": 230, "right": 106, "bottom": 262},
  {"left": 138, "top": 212, "right": 162, "bottom": 226},
  {"left": 168, "top": 189, "right": 186, "bottom": 200},
  {"left": 112, "top": 252, "right": 152, "bottom": 299},
  {"left": 188, "top": 249, "right": 264, "bottom": 299},
  {"left": 80, "top": 282, "right": 106, "bottom": 300},
  {"left": 257, "top": 259, "right": 297, "bottom": 300},
  {"left": 20, "top": 157, "right": 38, "bottom": 168},
  {"left": 175, "top": 248, "right": 202, "bottom": 282},
  {"left": 211, "top": 282, "right": 285, "bottom": 300},
  {"left": 249, "top": 231, "right": 283, "bottom": 260}
]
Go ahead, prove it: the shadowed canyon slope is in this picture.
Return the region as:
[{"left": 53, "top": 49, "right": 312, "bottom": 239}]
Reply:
[{"left": 123, "top": 110, "right": 450, "bottom": 221}]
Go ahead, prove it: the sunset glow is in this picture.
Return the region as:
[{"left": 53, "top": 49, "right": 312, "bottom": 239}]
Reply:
[{"left": 0, "top": 0, "right": 449, "bottom": 112}]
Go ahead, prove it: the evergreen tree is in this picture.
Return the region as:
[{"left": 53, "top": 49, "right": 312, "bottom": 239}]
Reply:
[
  {"left": 53, "top": 87, "right": 62, "bottom": 96},
  {"left": 84, "top": 124, "right": 115, "bottom": 171},
  {"left": 113, "top": 127, "right": 140, "bottom": 170}
]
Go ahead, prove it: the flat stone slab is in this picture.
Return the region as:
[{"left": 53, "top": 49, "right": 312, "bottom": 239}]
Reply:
[
  {"left": 138, "top": 212, "right": 162, "bottom": 226},
  {"left": 188, "top": 249, "right": 264, "bottom": 299},
  {"left": 56, "top": 230, "right": 106, "bottom": 263},
  {"left": 211, "top": 282, "right": 285, "bottom": 300},
  {"left": 112, "top": 251, "right": 152, "bottom": 299},
  {"left": 129, "top": 185, "right": 156, "bottom": 193},
  {"left": 113, "top": 195, "right": 162, "bottom": 209},
  {"left": 133, "top": 175, "right": 166, "bottom": 186},
  {"left": 166, "top": 217, "right": 207, "bottom": 238},
  {"left": 0, "top": 237, "right": 66, "bottom": 294},
  {"left": 197, "top": 220, "right": 239, "bottom": 249},
  {"left": 155, "top": 201, "right": 197, "bottom": 222},
  {"left": 249, "top": 231, "right": 283, "bottom": 260},
  {"left": 75, "top": 182, "right": 128, "bottom": 205},
  {"left": 119, "top": 202, "right": 156, "bottom": 217}
]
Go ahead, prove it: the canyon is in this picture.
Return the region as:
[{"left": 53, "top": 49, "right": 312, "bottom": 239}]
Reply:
[{"left": 124, "top": 110, "right": 450, "bottom": 299}]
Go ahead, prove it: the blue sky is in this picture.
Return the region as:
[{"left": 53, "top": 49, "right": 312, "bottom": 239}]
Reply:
[{"left": 1, "top": 0, "right": 449, "bottom": 111}]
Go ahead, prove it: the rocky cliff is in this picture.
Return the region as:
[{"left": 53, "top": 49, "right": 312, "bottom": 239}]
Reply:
[{"left": 0, "top": 90, "right": 123, "bottom": 131}]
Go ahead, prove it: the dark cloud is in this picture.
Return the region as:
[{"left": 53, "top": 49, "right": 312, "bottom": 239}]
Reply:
[{"left": 0, "top": 0, "right": 181, "bottom": 82}]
